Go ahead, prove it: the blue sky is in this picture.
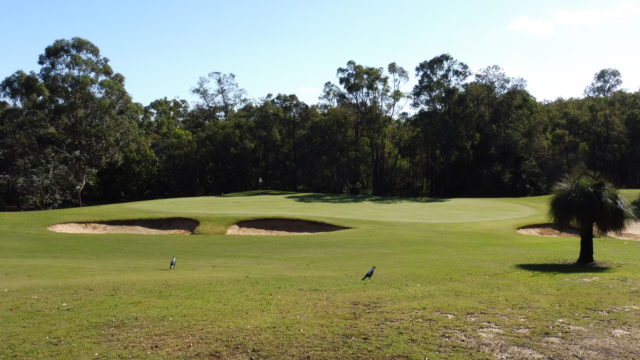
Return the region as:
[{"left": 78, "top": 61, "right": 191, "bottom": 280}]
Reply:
[{"left": 2, "top": 0, "right": 639, "bottom": 106}]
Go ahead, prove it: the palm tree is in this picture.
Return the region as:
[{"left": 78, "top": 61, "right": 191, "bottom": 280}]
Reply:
[
  {"left": 549, "top": 173, "right": 634, "bottom": 265},
  {"left": 632, "top": 197, "right": 640, "bottom": 218}
]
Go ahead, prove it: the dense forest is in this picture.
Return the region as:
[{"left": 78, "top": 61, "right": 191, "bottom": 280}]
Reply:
[{"left": 1, "top": 37, "right": 639, "bottom": 209}]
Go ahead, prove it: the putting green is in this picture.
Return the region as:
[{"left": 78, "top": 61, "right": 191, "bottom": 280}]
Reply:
[{"left": 128, "top": 194, "right": 537, "bottom": 223}]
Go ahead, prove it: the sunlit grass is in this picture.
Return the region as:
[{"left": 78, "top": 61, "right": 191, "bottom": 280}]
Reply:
[{"left": 1, "top": 192, "right": 639, "bottom": 359}]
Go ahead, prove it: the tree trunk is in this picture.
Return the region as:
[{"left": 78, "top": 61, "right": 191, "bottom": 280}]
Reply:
[{"left": 577, "top": 222, "right": 595, "bottom": 264}]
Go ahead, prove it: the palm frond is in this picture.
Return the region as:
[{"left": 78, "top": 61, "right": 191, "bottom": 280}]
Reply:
[{"left": 549, "top": 172, "right": 634, "bottom": 232}]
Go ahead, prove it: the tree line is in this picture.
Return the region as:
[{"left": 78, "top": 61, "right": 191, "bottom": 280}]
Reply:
[{"left": 1, "top": 38, "right": 639, "bottom": 209}]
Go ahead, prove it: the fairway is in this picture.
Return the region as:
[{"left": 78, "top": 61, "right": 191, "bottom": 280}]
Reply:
[{"left": 2, "top": 193, "right": 640, "bottom": 359}]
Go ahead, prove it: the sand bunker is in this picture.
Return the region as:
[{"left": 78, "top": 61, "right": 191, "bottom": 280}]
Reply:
[
  {"left": 517, "top": 224, "right": 580, "bottom": 238},
  {"left": 226, "top": 218, "right": 349, "bottom": 235},
  {"left": 517, "top": 222, "right": 640, "bottom": 241},
  {"left": 610, "top": 221, "right": 640, "bottom": 240},
  {"left": 47, "top": 218, "right": 199, "bottom": 235}
]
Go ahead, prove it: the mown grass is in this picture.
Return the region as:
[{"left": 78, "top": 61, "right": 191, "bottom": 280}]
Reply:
[{"left": 1, "top": 192, "right": 640, "bottom": 359}]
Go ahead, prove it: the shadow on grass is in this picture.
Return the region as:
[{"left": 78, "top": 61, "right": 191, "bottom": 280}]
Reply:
[
  {"left": 222, "top": 190, "right": 297, "bottom": 197},
  {"left": 286, "top": 193, "right": 449, "bottom": 204},
  {"left": 516, "top": 263, "right": 612, "bottom": 273}
]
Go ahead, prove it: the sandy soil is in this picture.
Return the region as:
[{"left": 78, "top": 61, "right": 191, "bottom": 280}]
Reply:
[
  {"left": 47, "top": 218, "right": 199, "bottom": 235},
  {"left": 517, "top": 222, "right": 640, "bottom": 240},
  {"left": 517, "top": 224, "right": 580, "bottom": 237},
  {"left": 226, "top": 218, "right": 349, "bottom": 235},
  {"left": 610, "top": 221, "right": 640, "bottom": 240}
]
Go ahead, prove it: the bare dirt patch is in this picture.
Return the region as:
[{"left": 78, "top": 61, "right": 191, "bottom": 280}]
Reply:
[
  {"left": 226, "top": 218, "right": 349, "bottom": 235},
  {"left": 47, "top": 218, "right": 199, "bottom": 235},
  {"left": 517, "top": 222, "right": 640, "bottom": 241},
  {"left": 446, "top": 310, "right": 640, "bottom": 360}
]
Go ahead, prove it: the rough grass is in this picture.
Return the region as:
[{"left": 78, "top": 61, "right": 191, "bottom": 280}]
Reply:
[{"left": 1, "top": 192, "right": 640, "bottom": 359}]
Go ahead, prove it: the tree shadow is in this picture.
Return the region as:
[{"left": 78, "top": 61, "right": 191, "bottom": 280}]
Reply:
[
  {"left": 222, "top": 190, "right": 297, "bottom": 197},
  {"left": 286, "top": 193, "right": 449, "bottom": 204},
  {"left": 516, "top": 263, "right": 612, "bottom": 274}
]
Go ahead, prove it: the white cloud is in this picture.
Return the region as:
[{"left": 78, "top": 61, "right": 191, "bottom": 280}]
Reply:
[
  {"left": 507, "top": 1, "right": 640, "bottom": 37},
  {"left": 552, "top": 8, "right": 604, "bottom": 26}
]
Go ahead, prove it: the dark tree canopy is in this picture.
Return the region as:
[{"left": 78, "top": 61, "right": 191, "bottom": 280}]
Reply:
[
  {"left": 1, "top": 37, "right": 138, "bottom": 208},
  {"left": 2, "top": 39, "right": 640, "bottom": 210},
  {"left": 412, "top": 53, "right": 471, "bottom": 110}
]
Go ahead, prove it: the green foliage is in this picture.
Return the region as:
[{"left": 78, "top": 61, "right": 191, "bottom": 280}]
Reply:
[
  {"left": 549, "top": 171, "right": 634, "bottom": 264},
  {"left": 191, "top": 72, "right": 248, "bottom": 121},
  {"left": 323, "top": 60, "right": 410, "bottom": 194},
  {"left": 0, "top": 37, "right": 139, "bottom": 208},
  {"left": 412, "top": 53, "right": 470, "bottom": 110},
  {"left": 550, "top": 172, "right": 632, "bottom": 233},
  {"left": 475, "top": 65, "right": 526, "bottom": 95},
  {"left": 3, "top": 40, "right": 640, "bottom": 208},
  {"left": 632, "top": 197, "right": 640, "bottom": 218},
  {"left": 585, "top": 68, "right": 622, "bottom": 97}
]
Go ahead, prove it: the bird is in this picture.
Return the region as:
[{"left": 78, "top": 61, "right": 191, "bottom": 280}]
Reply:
[
  {"left": 169, "top": 256, "right": 176, "bottom": 269},
  {"left": 362, "top": 266, "right": 375, "bottom": 280}
]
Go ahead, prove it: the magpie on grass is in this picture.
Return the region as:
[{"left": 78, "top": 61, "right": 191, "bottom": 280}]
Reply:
[{"left": 362, "top": 266, "right": 375, "bottom": 280}]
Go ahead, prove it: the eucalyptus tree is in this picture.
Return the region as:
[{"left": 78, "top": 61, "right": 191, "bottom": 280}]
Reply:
[
  {"left": 301, "top": 105, "right": 354, "bottom": 193},
  {"left": 0, "top": 71, "right": 56, "bottom": 207},
  {"left": 263, "top": 94, "right": 310, "bottom": 189},
  {"left": 0, "top": 70, "right": 73, "bottom": 208},
  {"left": 584, "top": 68, "right": 622, "bottom": 97},
  {"left": 92, "top": 102, "right": 162, "bottom": 203},
  {"left": 143, "top": 98, "right": 190, "bottom": 137},
  {"left": 620, "top": 92, "right": 640, "bottom": 187},
  {"left": 474, "top": 65, "right": 526, "bottom": 96},
  {"left": 321, "top": 60, "right": 408, "bottom": 194},
  {"left": 488, "top": 87, "right": 546, "bottom": 195},
  {"left": 37, "top": 37, "right": 139, "bottom": 206},
  {"left": 581, "top": 69, "right": 627, "bottom": 182},
  {"left": 550, "top": 172, "right": 634, "bottom": 264},
  {"left": 1, "top": 37, "right": 139, "bottom": 207},
  {"left": 191, "top": 72, "right": 248, "bottom": 121},
  {"left": 410, "top": 54, "right": 471, "bottom": 196},
  {"left": 319, "top": 81, "right": 346, "bottom": 108},
  {"left": 412, "top": 53, "right": 471, "bottom": 111},
  {"left": 410, "top": 56, "right": 548, "bottom": 197}
]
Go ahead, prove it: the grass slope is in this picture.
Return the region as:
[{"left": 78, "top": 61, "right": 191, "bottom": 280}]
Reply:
[{"left": 1, "top": 192, "right": 640, "bottom": 359}]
